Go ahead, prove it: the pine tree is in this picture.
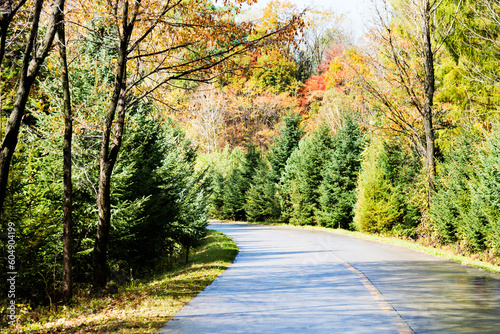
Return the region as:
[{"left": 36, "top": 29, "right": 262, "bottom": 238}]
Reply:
[
  {"left": 318, "top": 117, "right": 364, "bottom": 229},
  {"left": 245, "top": 160, "right": 280, "bottom": 222},
  {"left": 354, "top": 137, "right": 421, "bottom": 235},
  {"left": 269, "top": 112, "right": 304, "bottom": 183},
  {"left": 222, "top": 168, "right": 247, "bottom": 220},
  {"left": 282, "top": 123, "right": 334, "bottom": 225}
]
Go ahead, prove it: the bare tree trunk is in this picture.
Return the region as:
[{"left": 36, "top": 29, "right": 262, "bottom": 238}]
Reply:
[
  {"left": 93, "top": 160, "right": 112, "bottom": 288},
  {"left": 93, "top": 84, "right": 127, "bottom": 288},
  {"left": 56, "top": 2, "right": 73, "bottom": 303},
  {"left": 92, "top": 3, "right": 132, "bottom": 287},
  {"left": 0, "top": 0, "right": 64, "bottom": 213},
  {"left": 422, "top": 0, "right": 436, "bottom": 204},
  {"left": 90, "top": 0, "right": 299, "bottom": 288}
]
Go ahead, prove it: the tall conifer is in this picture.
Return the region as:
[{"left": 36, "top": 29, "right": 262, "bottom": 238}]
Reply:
[{"left": 318, "top": 117, "right": 364, "bottom": 229}]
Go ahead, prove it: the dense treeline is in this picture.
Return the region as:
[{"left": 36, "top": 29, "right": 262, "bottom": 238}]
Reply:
[
  {"left": 0, "top": 0, "right": 304, "bottom": 310},
  {"left": 208, "top": 112, "right": 365, "bottom": 228},
  {"left": 206, "top": 0, "right": 500, "bottom": 269},
  {"left": 3, "top": 107, "right": 209, "bottom": 303},
  {"left": 1, "top": 0, "right": 500, "bottom": 314}
]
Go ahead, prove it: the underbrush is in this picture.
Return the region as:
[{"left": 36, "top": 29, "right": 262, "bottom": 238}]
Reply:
[{"left": 2, "top": 230, "right": 237, "bottom": 333}]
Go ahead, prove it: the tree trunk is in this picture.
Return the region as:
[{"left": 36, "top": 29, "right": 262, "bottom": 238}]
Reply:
[
  {"left": 0, "top": 0, "right": 64, "bottom": 213},
  {"left": 185, "top": 244, "right": 190, "bottom": 265},
  {"left": 422, "top": 0, "right": 436, "bottom": 205},
  {"left": 92, "top": 9, "right": 131, "bottom": 287},
  {"left": 92, "top": 87, "right": 127, "bottom": 288},
  {"left": 93, "top": 161, "right": 112, "bottom": 288},
  {"left": 57, "top": 4, "right": 73, "bottom": 303}
]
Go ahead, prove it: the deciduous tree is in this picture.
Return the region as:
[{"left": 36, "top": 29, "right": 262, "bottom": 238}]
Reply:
[
  {"left": 0, "top": 0, "right": 65, "bottom": 213},
  {"left": 356, "top": 0, "right": 462, "bottom": 204},
  {"left": 56, "top": 0, "right": 73, "bottom": 303},
  {"left": 75, "top": 0, "right": 304, "bottom": 288}
]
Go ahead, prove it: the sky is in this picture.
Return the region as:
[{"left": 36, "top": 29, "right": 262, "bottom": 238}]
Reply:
[{"left": 255, "top": 0, "right": 375, "bottom": 41}]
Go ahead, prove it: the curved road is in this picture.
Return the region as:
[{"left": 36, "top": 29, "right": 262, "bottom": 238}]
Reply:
[{"left": 158, "top": 222, "right": 500, "bottom": 333}]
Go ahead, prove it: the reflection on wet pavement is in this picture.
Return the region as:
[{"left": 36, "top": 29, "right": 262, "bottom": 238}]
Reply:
[
  {"left": 158, "top": 223, "right": 500, "bottom": 334},
  {"left": 298, "top": 226, "right": 500, "bottom": 333}
]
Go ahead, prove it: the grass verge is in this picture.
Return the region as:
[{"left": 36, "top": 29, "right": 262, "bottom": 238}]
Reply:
[
  {"left": 245, "top": 220, "right": 500, "bottom": 275},
  {"left": 7, "top": 230, "right": 238, "bottom": 334}
]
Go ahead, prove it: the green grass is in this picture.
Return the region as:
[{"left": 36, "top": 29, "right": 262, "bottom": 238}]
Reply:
[
  {"left": 6, "top": 230, "right": 238, "bottom": 334},
  {"left": 245, "top": 220, "right": 500, "bottom": 275}
]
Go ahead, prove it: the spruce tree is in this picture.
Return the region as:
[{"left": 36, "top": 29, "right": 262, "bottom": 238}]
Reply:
[
  {"left": 241, "top": 112, "right": 304, "bottom": 222},
  {"left": 112, "top": 114, "right": 210, "bottom": 270},
  {"left": 354, "top": 137, "right": 421, "bottom": 235},
  {"left": 429, "top": 135, "right": 478, "bottom": 244},
  {"left": 241, "top": 142, "right": 261, "bottom": 182},
  {"left": 282, "top": 123, "right": 334, "bottom": 225},
  {"left": 221, "top": 143, "right": 261, "bottom": 220},
  {"left": 222, "top": 167, "right": 247, "bottom": 220},
  {"left": 245, "top": 160, "right": 280, "bottom": 222},
  {"left": 208, "top": 170, "right": 226, "bottom": 219},
  {"left": 318, "top": 117, "right": 364, "bottom": 229},
  {"left": 269, "top": 112, "right": 304, "bottom": 182}
]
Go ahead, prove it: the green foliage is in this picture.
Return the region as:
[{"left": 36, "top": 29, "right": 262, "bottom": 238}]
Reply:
[
  {"left": 251, "top": 50, "right": 299, "bottom": 94},
  {"left": 429, "top": 135, "right": 478, "bottom": 245},
  {"left": 281, "top": 123, "right": 334, "bottom": 225},
  {"left": 207, "top": 112, "right": 304, "bottom": 222},
  {"left": 245, "top": 160, "right": 280, "bottom": 222},
  {"left": 437, "top": 0, "right": 500, "bottom": 125},
  {"left": 431, "top": 129, "right": 500, "bottom": 254},
  {"left": 268, "top": 112, "right": 304, "bottom": 183},
  {"left": 0, "top": 130, "right": 64, "bottom": 304},
  {"left": 208, "top": 170, "right": 226, "bottom": 219},
  {"left": 354, "top": 137, "right": 421, "bottom": 236},
  {"left": 222, "top": 143, "right": 262, "bottom": 220},
  {"left": 207, "top": 143, "right": 263, "bottom": 221},
  {"left": 474, "top": 133, "right": 500, "bottom": 252},
  {"left": 222, "top": 168, "right": 247, "bottom": 220},
  {"left": 108, "top": 110, "right": 210, "bottom": 271},
  {"left": 318, "top": 117, "right": 364, "bottom": 229},
  {"left": 206, "top": 146, "right": 239, "bottom": 219},
  {"left": 0, "top": 103, "right": 211, "bottom": 304}
]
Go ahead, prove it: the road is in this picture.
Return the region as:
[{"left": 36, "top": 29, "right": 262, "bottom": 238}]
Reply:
[{"left": 157, "top": 222, "right": 500, "bottom": 333}]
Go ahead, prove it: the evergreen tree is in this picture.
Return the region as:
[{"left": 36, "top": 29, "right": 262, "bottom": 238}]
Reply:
[
  {"left": 222, "top": 167, "right": 247, "bottom": 220},
  {"left": 354, "top": 137, "right": 421, "bottom": 236},
  {"left": 469, "top": 132, "right": 500, "bottom": 252},
  {"left": 318, "top": 117, "right": 364, "bottom": 229},
  {"left": 269, "top": 112, "right": 304, "bottom": 182},
  {"left": 429, "top": 135, "right": 478, "bottom": 245},
  {"left": 241, "top": 142, "right": 261, "bottom": 183},
  {"left": 281, "top": 123, "right": 334, "bottom": 225},
  {"left": 109, "top": 113, "right": 210, "bottom": 271},
  {"left": 208, "top": 169, "right": 226, "bottom": 219},
  {"left": 245, "top": 159, "right": 280, "bottom": 222},
  {"left": 221, "top": 143, "right": 262, "bottom": 220}
]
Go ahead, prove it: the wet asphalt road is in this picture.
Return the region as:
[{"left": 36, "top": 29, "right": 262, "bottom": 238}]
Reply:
[{"left": 157, "top": 222, "right": 500, "bottom": 334}]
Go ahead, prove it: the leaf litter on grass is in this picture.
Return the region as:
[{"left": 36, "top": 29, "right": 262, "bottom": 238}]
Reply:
[{"left": 7, "top": 230, "right": 237, "bottom": 334}]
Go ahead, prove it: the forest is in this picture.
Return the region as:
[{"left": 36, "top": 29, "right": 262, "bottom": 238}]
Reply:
[{"left": 0, "top": 0, "right": 499, "bottom": 313}]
